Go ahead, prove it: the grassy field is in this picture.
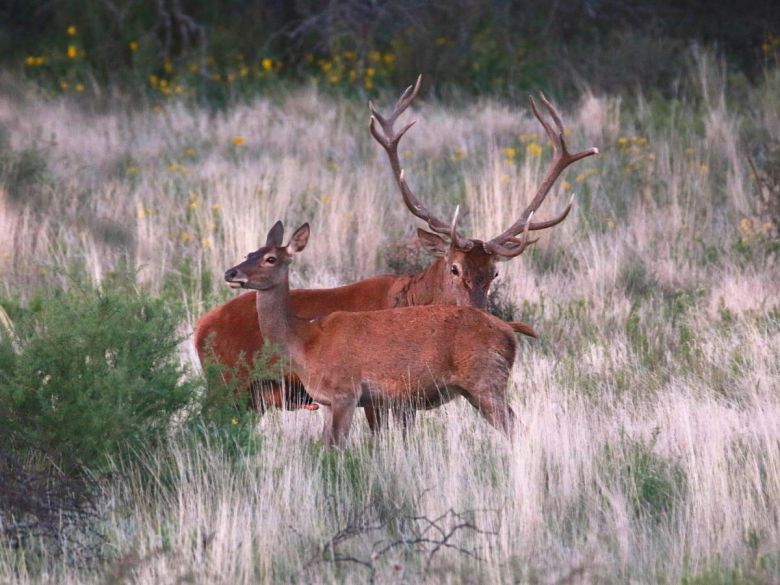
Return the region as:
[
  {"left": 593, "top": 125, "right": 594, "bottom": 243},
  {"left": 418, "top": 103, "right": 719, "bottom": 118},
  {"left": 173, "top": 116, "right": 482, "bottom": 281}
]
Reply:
[{"left": 1, "top": 54, "right": 779, "bottom": 583}]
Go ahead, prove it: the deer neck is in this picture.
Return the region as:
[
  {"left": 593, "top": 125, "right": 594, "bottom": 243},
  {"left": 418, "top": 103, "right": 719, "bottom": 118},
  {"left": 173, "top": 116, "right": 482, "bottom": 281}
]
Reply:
[
  {"left": 393, "top": 258, "right": 446, "bottom": 307},
  {"left": 254, "top": 274, "right": 309, "bottom": 369}
]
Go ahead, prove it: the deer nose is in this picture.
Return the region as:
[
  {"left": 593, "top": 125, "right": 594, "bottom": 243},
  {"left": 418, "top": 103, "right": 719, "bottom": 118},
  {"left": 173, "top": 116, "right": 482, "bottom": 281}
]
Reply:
[{"left": 225, "top": 268, "right": 239, "bottom": 280}]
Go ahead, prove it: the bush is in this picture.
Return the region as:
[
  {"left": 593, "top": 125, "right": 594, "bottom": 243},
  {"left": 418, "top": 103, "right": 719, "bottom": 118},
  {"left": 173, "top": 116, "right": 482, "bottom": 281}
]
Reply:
[{"left": 0, "top": 272, "right": 196, "bottom": 476}]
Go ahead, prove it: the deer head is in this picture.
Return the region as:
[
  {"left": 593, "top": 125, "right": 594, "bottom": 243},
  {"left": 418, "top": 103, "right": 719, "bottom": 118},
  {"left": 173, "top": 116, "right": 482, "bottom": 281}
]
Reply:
[
  {"left": 224, "top": 222, "right": 310, "bottom": 291},
  {"left": 369, "top": 76, "right": 599, "bottom": 308}
]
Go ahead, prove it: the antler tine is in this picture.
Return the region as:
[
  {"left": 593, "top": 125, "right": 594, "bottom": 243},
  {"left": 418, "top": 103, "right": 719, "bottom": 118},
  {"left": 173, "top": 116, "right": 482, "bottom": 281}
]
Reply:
[
  {"left": 485, "top": 95, "right": 599, "bottom": 253},
  {"left": 450, "top": 205, "right": 475, "bottom": 251},
  {"left": 488, "top": 212, "right": 539, "bottom": 258},
  {"left": 369, "top": 75, "right": 453, "bottom": 236}
]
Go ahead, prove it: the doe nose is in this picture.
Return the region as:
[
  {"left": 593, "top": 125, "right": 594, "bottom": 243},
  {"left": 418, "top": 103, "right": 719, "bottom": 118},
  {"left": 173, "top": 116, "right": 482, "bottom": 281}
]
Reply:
[{"left": 225, "top": 268, "right": 238, "bottom": 280}]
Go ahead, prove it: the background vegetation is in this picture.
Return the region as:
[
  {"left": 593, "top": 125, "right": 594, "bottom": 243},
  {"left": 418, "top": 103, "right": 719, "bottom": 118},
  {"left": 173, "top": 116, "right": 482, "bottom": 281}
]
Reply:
[
  {"left": 0, "top": 2, "right": 779, "bottom": 584},
  {"left": 3, "top": 0, "right": 780, "bottom": 104}
]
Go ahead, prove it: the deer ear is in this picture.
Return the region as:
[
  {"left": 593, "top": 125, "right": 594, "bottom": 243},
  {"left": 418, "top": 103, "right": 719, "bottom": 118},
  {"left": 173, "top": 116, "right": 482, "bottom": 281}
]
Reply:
[
  {"left": 265, "top": 221, "right": 284, "bottom": 247},
  {"left": 287, "top": 223, "right": 310, "bottom": 255},
  {"left": 417, "top": 229, "right": 448, "bottom": 257}
]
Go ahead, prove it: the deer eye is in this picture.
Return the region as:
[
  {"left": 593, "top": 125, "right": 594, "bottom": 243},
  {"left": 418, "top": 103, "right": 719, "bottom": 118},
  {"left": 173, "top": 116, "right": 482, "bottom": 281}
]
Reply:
[
  {"left": 450, "top": 265, "right": 460, "bottom": 276},
  {"left": 494, "top": 271, "right": 499, "bottom": 278},
  {"left": 266, "top": 256, "right": 277, "bottom": 265}
]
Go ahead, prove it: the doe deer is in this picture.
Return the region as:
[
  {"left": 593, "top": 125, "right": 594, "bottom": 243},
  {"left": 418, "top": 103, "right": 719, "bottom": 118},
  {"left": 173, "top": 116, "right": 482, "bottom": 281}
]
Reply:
[
  {"left": 195, "top": 76, "right": 598, "bottom": 428},
  {"left": 225, "top": 221, "right": 519, "bottom": 447}
]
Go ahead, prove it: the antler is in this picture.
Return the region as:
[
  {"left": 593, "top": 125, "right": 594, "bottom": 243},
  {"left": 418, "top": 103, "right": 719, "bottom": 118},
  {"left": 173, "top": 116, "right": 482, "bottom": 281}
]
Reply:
[
  {"left": 369, "top": 75, "right": 456, "bottom": 238},
  {"left": 484, "top": 93, "right": 599, "bottom": 256},
  {"left": 449, "top": 206, "right": 475, "bottom": 251}
]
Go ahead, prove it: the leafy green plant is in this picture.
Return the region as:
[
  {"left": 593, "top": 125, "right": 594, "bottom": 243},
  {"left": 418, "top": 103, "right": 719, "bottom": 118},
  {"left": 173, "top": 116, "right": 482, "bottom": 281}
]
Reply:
[{"left": 0, "top": 272, "right": 196, "bottom": 475}]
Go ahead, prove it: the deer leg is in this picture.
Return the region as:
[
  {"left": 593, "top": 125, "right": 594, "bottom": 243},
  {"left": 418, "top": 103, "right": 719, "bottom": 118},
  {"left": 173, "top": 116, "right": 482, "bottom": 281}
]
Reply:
[
  {"left": 463, "top": 391, "right": 515, "bottom": 436},
  {"left": 320, "top": 405, "right": 335, "bottom": 446},
  {"left": 391, "top": 404, "right": 417, "bottom": 438},
  {"left": 329, "top": 397, "right": 358, "bottom": 448},
  {"left": 363, "top": 404, "right": 387, "bottom": 434}
]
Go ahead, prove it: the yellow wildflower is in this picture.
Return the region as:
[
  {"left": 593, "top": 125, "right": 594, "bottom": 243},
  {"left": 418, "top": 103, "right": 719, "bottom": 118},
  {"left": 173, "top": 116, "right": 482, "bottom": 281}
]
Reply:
[
  {"left": 137, "top": 209, "right": 146, "bottom": 219},
  {"left": 500, "top": 174, "right": 510, "bottom": 184},
  {"left": 127, "top": 166, "right": 139, "bottom": 175},
  {"left": 163, "top": 59, "right": 173, "bottom": 74},
  {"left": 383, "top": 53, "right": 396, "bottom": 65},
  {"left": 526, "top": 143, "right": 543, "bottom": 157},
  {"left": 231, "top": 417, "right": 239, "bottom": 425},
  {"left": 231, "top": 135, "right": 246, "bottom": 146},
  {"left": 179, "top": 231, "right": 193, "bottom": 244},
  {"left": 617, "top": 137, "right": 629, "bottom": 147},
  {"left": 75, "top": 83, "right": 85, "bottom": 93},
  {"left": 502, "top": 147, "right": 517, "bottom": 160},
  {"left": 240, "top": 65, "right": 249, "bottom": 77},
  {"left": 67, "top": 45, "right": 78, "bottom": 59},
  {"left": 129, "top": 40, "right": 139, "bottom": 52},
  {"left": 451, "top": 149, "right": 466, "bottom": 162},
  {"left": 67, "top": 25, "right": 77, "bottom": 36},
  {"left": 211, "top": 203, "right": 223, "bottom": 211},
  {"left": 201, "top": 238, "right": 213, "bottom": 248},
  {"left": 59, "top": 80, "right": 69, "bottom": 91},
  {"left": 24, "top": 56, "right": 36, "bottom": 66},
  {"left": 561, "top": 180, "right": 571, "bottom": 191},
  {"left": 368, "top": 50, "right": 381, "bottom": 62},
  {"left": 262, "top": 58, "right": 273, "bottom": 71},
  {"left": 402, "top": 149, "right": 413, "bottom": 158},
  {"left": 148, "top": 74, "right": 159, "bottom": 87},
  {"left": 365, "top": 67, "right": 376, "bottom": 77},
  {"left": 35, "top": 56, "right": 45, "bottom": 65},
  {"left": 364, "top": 78, "right": 374, "bottom": 90}
]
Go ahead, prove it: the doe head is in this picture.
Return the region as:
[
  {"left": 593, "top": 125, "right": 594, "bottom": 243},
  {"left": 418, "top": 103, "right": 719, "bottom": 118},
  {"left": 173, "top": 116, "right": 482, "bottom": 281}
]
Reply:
[{"left": 224, "top": 221, "right": 310, "bottom": 291}]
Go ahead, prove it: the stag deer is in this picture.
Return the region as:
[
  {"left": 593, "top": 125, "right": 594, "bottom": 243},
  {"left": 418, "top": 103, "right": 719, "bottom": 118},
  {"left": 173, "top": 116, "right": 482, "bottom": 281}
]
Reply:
[
  {"left": 195, "top": 76, "right": 598, "bottom": 427},
  {"left": 225, "top": 220, "right": 519, "bottom": 446}
]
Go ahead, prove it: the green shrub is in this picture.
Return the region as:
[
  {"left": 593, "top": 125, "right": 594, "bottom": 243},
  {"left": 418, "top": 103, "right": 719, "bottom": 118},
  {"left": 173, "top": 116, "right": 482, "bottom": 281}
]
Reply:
[
  {"left": 603, "top": 438, "right": 686, "bottom": 522},
  {"left": 0, "top": 272, "right": 196, "bottom": 475}
]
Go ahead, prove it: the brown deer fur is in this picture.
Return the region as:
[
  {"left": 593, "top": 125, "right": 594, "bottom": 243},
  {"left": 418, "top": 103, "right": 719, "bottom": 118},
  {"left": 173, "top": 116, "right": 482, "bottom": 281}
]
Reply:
[
  {"left": 224, "top": 222, "right": 517, "bottom": 446},
  {"left": 196, "top": 78, "right": 597, "bottom": 430}
]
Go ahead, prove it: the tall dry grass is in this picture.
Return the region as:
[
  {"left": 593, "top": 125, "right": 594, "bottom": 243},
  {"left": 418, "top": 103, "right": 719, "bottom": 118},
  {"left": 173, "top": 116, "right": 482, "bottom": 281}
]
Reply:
[{"left": 0, "top": 57, "right": 779, "bottom": 583}]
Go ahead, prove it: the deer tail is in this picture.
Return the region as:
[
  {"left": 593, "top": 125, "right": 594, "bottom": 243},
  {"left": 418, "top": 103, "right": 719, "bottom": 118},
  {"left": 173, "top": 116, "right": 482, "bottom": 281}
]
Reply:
[{"left": 507, "top": 321, "right": 538, "bottom": 338}]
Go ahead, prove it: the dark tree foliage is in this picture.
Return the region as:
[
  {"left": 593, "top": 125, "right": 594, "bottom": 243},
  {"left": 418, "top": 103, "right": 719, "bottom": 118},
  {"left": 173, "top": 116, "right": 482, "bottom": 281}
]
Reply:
[{"left": 0, "top": 0, "right": 777, "bottom": 98}]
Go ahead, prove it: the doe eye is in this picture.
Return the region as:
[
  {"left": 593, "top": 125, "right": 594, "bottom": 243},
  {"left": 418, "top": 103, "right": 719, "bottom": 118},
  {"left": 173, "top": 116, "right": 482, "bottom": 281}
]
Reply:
[
  {"left": 494, "top": 271, "right": 499, "bottom": 278},
  {"left": 450, "top": 265, "right": 460, "bottom": 276},
  {"left": 266, "top": 256, "right": 277, "bottom": 265}
]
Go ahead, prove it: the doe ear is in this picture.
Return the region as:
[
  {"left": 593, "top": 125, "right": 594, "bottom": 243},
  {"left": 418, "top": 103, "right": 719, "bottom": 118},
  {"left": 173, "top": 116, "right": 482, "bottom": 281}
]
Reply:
[
  {"left": 287, "top": 223, "right": 310, "bottom": 255},
  {"left": 417, "top": 228, "right": 448, "bottom": 257},
  {"left": 265, "top": 221, "right": 285, "bottom": 247}
]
